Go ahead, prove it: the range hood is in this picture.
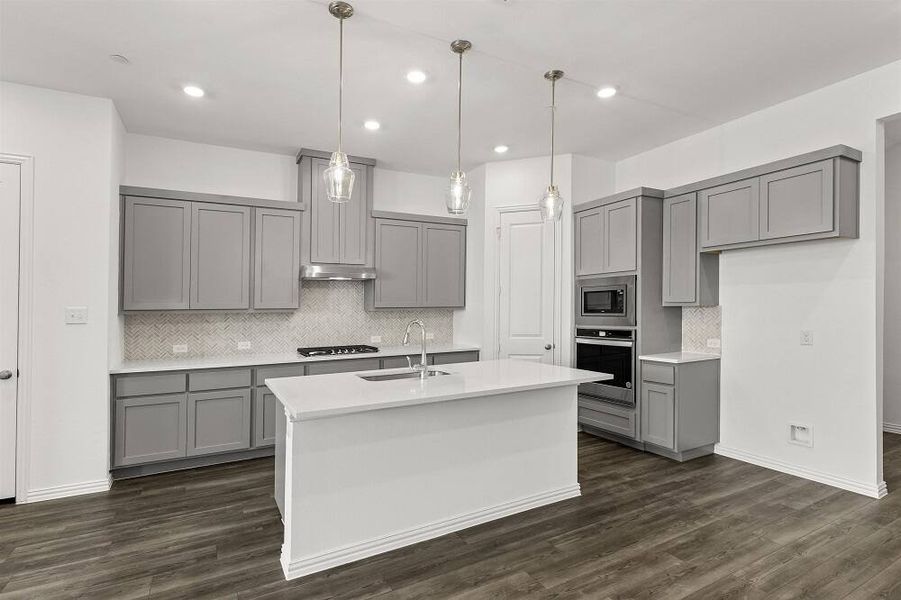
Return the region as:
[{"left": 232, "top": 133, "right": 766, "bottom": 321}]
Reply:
[{"left": 301, "top": 264, "right": 377, "bottom": 281}]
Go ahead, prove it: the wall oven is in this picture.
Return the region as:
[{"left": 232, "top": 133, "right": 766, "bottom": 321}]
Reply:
[
  {"left": 574, "top": 328, "right": 635, "bottom": 407},
  {"left": 576, "top": 275, "right": 636, "bottom": 328}
]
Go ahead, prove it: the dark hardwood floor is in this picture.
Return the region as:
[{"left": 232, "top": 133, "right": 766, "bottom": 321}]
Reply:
[{"left": 2, "top": 433, "right": 901, "bottom": 599}]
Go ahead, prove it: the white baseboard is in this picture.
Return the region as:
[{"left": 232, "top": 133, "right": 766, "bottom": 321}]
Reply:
[
  {"left": 26, "top": 475, "right": 112, "bottom": 503},
  {"left": 715, "top": 445, "right": 887, "bottom": 499},
  {"left": 884, "top": 422, "right": 901, "bottom": 435},
  {"left": 281, "top": 483, "right": 581, "bottom": 580}
]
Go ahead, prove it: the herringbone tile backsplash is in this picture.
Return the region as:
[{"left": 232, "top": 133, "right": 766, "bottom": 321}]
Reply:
[
  {"left": 681, "top": 306, "right": 722, "bottom": 354},
  {"left": 124, "top": 281, "right": 454, "bottom": 360}
]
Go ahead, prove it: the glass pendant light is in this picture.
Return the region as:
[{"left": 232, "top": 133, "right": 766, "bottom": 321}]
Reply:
[
  {"left": 446, "top": 39, "right": 472, "bottom": 215},
  {"left": 324, "top": 1, "right": 355, "bottom": 203},
  {"left": 538, "top": 69, "right": 565, "bottom": 222}
]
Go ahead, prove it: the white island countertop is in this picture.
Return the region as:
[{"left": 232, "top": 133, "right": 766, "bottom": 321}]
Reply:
[
  {"left": 266, "top": 358, "right": 607, "bottom": 421},
  {"left": 639, "top": 352, "right": 721, "bottom": 364},
  {"left": 109, "top": 343, "right": 480, "bottom": 374}
]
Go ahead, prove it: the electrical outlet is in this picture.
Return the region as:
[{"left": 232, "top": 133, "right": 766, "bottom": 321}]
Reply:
[
  {"left": 237, "top": 341, "right": 252, "bottom": 351},
  {"left": 370, "top": 335, "right": 382, "bottom": 344},
  {"left": 789, "top": 423, "right": 813, "bottom": 447},
  {"left": 706, "top": 338, "right": 721, "bottom": 349},
  {"left": 426, "top": 332, "right": 435, "bottom": 340},
  {"left": 800, "top": 330, "right": 814, "bottom": 346},
  {"left": 64, "top": 306, "right": 88, "bottom": 324},
  {"left": 172, "top": 344, "right": 188, "bottom": 354}
]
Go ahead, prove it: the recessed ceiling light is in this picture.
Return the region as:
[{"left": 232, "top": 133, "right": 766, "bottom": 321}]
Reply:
[
  {"left": 364, "top": 120, "right": 381, "bottom": 131},
  {"left": 406, "top": 70, "right": 427, "bottom": 84},
  {"left": 494, "top": 145, "right": 509, "bottom": 154},
  {"left": 596, "top": 86, "right": 617, "bottom": 99},
  {"left": 109, "top": 54, "right": 130, "bottom": 65},
  {"left": 183, "top": 85, "right": 205, "bottom": 98}
]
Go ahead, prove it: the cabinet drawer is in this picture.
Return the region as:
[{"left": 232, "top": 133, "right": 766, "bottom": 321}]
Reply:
[
  {"left": 306, "top": 358, "right": 381, "bottom": 375},
  {"left": 115, "top": 372, "right": 186, "bottom": 398},
  {"left": 256, "top": 364, "right": 305, "bottom": 385},
  {"left": 189, "top": 368, "right": 252, "bottom": 391},
  {"left": 578, "top": 398, "right": 636, "bottom": 439},
  {"left": 642, "top": 362, "right": 675, "bottom": 385},
  {"left": 431, "top": 351, "right": 480, "bottom": 365},
  {"left": 381, "top": 355, "right": 414, "bottom": 369}
]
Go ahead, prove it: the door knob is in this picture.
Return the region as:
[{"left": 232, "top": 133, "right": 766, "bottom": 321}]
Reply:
[
  {"left": 544, "top": 344, "right": 553, "bottom": 350},
  {"left": 0, "top": 370, "right": 12, "bottom": 380}
]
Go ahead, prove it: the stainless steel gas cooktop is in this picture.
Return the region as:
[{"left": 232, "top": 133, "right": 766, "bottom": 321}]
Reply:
[{"left": 297, "top": 345, "right": 379, "bottom": 357}]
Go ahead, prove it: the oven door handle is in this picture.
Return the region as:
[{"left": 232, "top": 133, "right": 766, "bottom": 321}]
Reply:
[{"left": 575, "top": 338, "right": 633, "bottom": 347}]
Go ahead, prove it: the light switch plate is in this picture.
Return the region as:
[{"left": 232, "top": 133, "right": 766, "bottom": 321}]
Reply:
[
  {"left": 237, "top": 341, "right": 252, "bottom": 351},
  {"left": 64, "top": 306, "right": 88, "bottom": 324},
  {"left": 706, "top": 338, "right": 721, "bottom": 349},
  {"left": 370, "top": 335, "right": 382, "bottom": 344},
  {"left": 426, "top": 332, "right": 435, "bottom": 340},
  {"left": 789, "top": 423, "right": 813, "bottom": 447},
  {"left": 172, "top": 344, "right": 188, "bottom": 354},
  {"left": 800, "top": 330, "right": 814, "bottom": 346}
]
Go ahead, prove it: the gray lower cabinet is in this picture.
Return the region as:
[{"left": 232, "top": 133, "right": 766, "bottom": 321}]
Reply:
[
  {"left": 639, "top": 358, "right": 720, "bottom": 461},
  {"left": 122, "top": 197, "right": 192, "bottom": 310},
  {"left": 432, "top": 351, "right": 479, "bottom": 365},
  {"left": 662, "top": 193, "right": 719, "bottom": 307},
  {"left": 253, "top": 387, "right": 278, "bottom": 448},
  {"left": 573, "top": 198, "right": 638, "bottom": 277},
  {"left": 190, "top": 203, "right": 252, "bottom": 309},
  {"left": 254, "top": 207, "right": 301, "bottom": 309},
  {"left": 367, "top": 214, "right": 466, "bottom": 309},
  {"left": 699, "top": 178, "right": 760, "bottom": 248},
  {"left": 186, "top": 389, "right": 252, "bottom": 456},
  {"left": 306, "top": 358, "right": 381, "bottom": 375},
  {"left": 114, "top": 394, "right": 187, "bottom": 466},
  {"left": 577, "top": 397, "right": 636, "bottom": 439}
]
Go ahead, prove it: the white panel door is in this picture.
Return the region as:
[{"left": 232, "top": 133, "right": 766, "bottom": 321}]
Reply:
[
  {"left": 0, "top": 162, "right": 20, "bottom": 500},
  {"left": 497, "top": 209, "right": 555, "bottom": 363}
]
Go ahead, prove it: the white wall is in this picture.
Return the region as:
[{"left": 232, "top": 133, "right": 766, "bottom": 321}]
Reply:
[
  {"left": 616, "top": 60, "right": 901, "bottom": 497},
  {"left": 885, "top": 132, "right": 901, "bottom": 431},
  {"left": 372, "top": 168, "right": 447, "bottom": 217},
  {"left": 0, "top": 83, "right": 123, "bottom": 499},
  {"left": 453, "top": 165, "right": 485, "bottom": 347}
]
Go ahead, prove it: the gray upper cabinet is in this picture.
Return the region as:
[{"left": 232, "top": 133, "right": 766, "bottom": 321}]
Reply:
[
  {"left": 122, "top": 197, "right": 192, "bottom": 310},
  {"left": 301, "top": 152, "right": 374, "bottom": 268},
  {"left": 114, "top": 394, "right": 187, "bottom": 466},
  {"left": 575, "top": 208, "right": 603, "bottom": 276},
  {"left": 253, "top": 207, "right": 301, "bottom": 309},
  {"left": 367, "top": 213, "right": 466, "bottom": 310},
  {"left": 423, "top": 223, "right": 466, "bottom": 308},
  {"left": 187, "top": 389, "right": 252, "bottom": 456},
  {"left": 602, "top": 199, "right": 638, "bottom": 274},
  {"left": 759, "top": 159, "right": 833, "bottom": 240},
  {"left": 699, "top": 178, "right": 760, "bottom": 248},
  {"left": 663, "top": 193, "right": 719, "bottom": 307},
  {"left": 190, "top": 203, "right": 252, "bottom": 310},
  {"left": 372, "top": 219, "right": 422, "bottom": 308}
]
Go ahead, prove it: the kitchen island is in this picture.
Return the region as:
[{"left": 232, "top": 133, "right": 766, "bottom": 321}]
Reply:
[{"left": 265, "top": 358, "right": 606, "bottom": 580}]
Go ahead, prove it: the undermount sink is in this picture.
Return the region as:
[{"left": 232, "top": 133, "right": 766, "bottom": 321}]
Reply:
[{"left": 358, "top": 370, "right": 451, "bottom": 382}]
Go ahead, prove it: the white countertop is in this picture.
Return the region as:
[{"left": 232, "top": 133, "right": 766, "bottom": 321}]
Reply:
[
  {"left": 109, "top": 343, "right": 480, "bottom": 374},
  {"left": 639, "top": 352, "right": 721, "bottom": 364},
  {"left": 266, "top": 358, "right": 608, "bottom": 421}
]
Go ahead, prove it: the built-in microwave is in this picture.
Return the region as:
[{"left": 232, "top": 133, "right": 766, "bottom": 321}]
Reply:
[{"left": 575, "top": 275, "right": 636, "bottom": 328}]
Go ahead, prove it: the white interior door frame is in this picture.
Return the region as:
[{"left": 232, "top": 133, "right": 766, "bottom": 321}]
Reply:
[
  {"left": 488, "top": 203, "right": 564, "bottom": 364},
  {"left": 1, "top": 153, "right": 35, "bottom": 503}
]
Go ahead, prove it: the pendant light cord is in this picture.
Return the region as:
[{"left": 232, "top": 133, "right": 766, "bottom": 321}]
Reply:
[
  {"left": 337, "top": 16, "right": 344, "bottom": 153},
  {"left": 550, "top": 77, "right": 556, "bottom": 186},
  {"left": 457, "top": 50, "right": 463, "bottom": 172}
]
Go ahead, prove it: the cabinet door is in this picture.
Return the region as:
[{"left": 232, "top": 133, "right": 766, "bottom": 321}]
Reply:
[
  {"left": 641, "top": 382, "right": 676, "bottom": 450},
  {"left": 122, "top": 197, "right": 191, "bottom": 310},
  {"left": 574, "top": 207, "right": 603, "bottom": 276},
  {"left": 338, "top": 164, "right": 369, "bottom": 265},
  {"left": 305, "top": 358, "right": 381, "bottom": 375},
  {"left": 699, "top": 178, "right": 759, "bottom": 248},
  {"left": 431, "top": 351, "right": 480, "bottom": 365},
  {"left": 422, "top": 223, "right": 465, "bottom": 307},
  {"left": 310, "top": 158, "right": 340, "bottom": 264},
  {"left": 663, "top": 193, "right": 698, "bottom": 304},
  {"left": 253, "top": 387, "right": 278, "bottom": 448},
  {"left": 190, "top": 203, "right": 252, "bottom": 309},
  {"left": 114, "top": 394, "right": 187, "bottom": 466},
  {"left": 373, "top": 219, "right": 422, "bottom": 308},
  {"left": 602, "top": 198, "right": 638, "bottom": 273},
  {"left": 759, "top": 159, "right": 834, "bottom": 240},
  {"left": 253, "top": 207, "right": 301, "bottom": 309},
  {"left": 186, "top": 389, "right": 251, "bottom": 456}
]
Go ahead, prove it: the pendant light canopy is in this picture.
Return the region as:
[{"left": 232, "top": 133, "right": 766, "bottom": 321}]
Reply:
[
  {"left": 324, "top": 1, "right": 355, "bottom": 203},
  {"left": 446, "top": 39, "right": 472, "bottom": 215},
  {"left": 538, "top": 69, "right": 564, "bottom": 222}
]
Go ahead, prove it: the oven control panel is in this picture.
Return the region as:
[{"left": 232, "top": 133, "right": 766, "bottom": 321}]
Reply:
[{"left": 575, "top": 328, "right": 634, "bottom": 341}]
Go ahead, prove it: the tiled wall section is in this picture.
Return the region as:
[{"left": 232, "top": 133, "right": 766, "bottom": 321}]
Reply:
[
  {"left": 681, "top": 306, "right": 722, "bottom": 354},
  {"left": 124, "top": 281, "right": 454, "bottom": 359}
]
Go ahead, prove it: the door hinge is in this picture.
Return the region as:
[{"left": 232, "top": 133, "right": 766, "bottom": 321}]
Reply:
[{"left": 495, "top": 226, "right": 501, "bottom": 240}]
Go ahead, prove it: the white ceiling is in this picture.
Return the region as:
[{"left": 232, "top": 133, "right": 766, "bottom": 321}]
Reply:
[{"left": 2, "top": 0, "right": 900, "bottom": 174}]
